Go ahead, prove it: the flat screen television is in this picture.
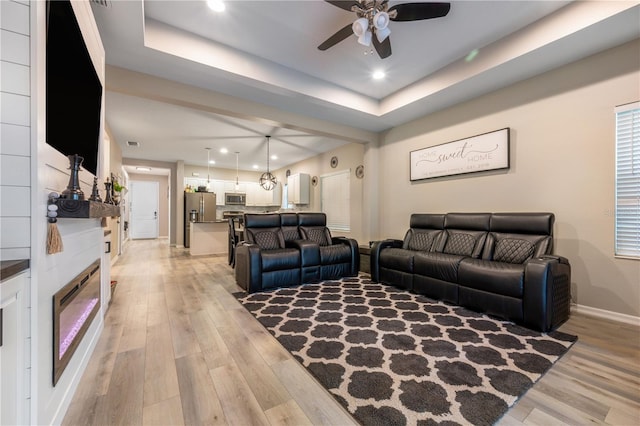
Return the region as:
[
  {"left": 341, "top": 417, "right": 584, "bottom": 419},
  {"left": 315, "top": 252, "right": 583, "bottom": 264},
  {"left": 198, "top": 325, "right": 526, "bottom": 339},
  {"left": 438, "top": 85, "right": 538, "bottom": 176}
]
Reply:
[{"left": 46, "top": 0, "right": 103, "bottom": 176}]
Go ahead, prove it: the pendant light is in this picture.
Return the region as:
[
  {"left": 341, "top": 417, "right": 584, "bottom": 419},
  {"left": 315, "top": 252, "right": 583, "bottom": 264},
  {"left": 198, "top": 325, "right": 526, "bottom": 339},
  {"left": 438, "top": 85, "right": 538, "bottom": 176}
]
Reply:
[
  {"left": 206, "top": 147, "right": 211, "bottom": 191},
  {"left": 235, "top": 151, "right": 240, "bottom": 191},
  {"left": 259, "top": 135, "right": 277, "bottom": 191}
]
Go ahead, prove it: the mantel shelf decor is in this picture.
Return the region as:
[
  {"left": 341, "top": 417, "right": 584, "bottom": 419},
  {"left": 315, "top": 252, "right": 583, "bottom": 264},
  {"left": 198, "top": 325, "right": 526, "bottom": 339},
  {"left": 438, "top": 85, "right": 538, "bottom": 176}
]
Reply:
[{"left": 54, "top": 199, "right": 120, "bottom": 219}]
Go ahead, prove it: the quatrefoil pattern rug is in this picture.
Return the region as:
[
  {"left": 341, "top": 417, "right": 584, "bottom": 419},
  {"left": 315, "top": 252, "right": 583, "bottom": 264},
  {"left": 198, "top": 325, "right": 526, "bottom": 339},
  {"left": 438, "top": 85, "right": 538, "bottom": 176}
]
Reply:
[{"left": 236, "top": 275, "right": 576, "bottom": 426}]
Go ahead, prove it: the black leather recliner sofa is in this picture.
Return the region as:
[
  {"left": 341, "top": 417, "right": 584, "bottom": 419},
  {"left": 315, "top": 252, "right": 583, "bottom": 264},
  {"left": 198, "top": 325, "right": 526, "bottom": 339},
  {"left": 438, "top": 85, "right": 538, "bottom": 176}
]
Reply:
[
  {"left": 370, "top": 213, "right": 571, "bottom": 332},
  {"left": 235, "top": 212, "right": 359, "bottom": 293}
]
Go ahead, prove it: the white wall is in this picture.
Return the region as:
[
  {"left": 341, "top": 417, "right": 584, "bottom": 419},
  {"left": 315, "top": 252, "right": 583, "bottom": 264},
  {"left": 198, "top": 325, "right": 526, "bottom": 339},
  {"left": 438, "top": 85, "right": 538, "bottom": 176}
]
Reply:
[
  {"left": 30, "top": 1, "right": 108, "bottom": 423},
  {"left": 1, "top": 0, "right": 31, "bottom": 261},
  {"left": 378, "top": 39, "right": 640, "bottom": 318},
  {"left": 0, "top": 1, "right": 32, "bottom": 423}
]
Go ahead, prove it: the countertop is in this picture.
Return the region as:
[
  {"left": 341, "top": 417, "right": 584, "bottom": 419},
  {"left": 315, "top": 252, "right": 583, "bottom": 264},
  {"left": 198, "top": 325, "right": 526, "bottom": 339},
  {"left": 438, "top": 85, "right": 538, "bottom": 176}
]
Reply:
[
  {"left": 0, "top": 259, "right": 30, "bottom": 283},
  {"left": 190, "top": 220, "right": 228, "bottom": 224}
]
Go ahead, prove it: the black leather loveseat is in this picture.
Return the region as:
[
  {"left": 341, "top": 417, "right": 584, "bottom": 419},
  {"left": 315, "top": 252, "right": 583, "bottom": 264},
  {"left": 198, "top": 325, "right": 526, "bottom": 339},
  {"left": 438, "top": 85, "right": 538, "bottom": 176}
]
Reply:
[
  {"left": 370, "top": 213, "right": 571, "bottom": 332},
  {"left": 235, "top": 212, "right": 359, "bottom": 293}
]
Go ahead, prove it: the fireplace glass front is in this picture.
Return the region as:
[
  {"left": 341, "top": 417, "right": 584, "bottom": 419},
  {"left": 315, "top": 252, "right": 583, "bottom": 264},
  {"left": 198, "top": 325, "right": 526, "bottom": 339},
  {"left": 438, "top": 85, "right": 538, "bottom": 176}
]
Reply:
[{"left": 53, "top": 259, "right": 101, "bottom": 385}]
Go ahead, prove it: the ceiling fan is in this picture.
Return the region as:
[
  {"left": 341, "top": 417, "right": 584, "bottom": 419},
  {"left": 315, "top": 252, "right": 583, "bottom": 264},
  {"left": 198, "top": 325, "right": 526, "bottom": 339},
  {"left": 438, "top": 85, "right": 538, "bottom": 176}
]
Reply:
[{"left": 318, "top": 0, "right": 451, "bottom": 59}]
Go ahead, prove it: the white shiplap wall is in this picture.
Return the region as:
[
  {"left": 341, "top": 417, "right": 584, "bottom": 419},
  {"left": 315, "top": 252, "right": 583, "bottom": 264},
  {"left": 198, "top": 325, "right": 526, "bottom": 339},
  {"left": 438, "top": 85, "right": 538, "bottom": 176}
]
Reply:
[{"left": 1, "top": 0, "right": 31, "bottom": 261}]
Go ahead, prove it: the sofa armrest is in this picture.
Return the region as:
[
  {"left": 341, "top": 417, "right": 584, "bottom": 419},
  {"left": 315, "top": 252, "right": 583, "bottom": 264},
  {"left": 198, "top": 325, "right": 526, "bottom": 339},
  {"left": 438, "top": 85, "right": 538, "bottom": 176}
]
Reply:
[
  {"left": 235, "top": 242, "right": 263, "bottom": 293},
  {"left": 288, "top": 239, "right": 321, "bottom": 267},
  {"left": 370, "top": 239, "right": 403, "bottom": 282},
  {"left": 332, "top": 237, "right": 360, "bottom": 275},
  {"left": 523, "top": 256, "right": 572, "bottom": 332}
]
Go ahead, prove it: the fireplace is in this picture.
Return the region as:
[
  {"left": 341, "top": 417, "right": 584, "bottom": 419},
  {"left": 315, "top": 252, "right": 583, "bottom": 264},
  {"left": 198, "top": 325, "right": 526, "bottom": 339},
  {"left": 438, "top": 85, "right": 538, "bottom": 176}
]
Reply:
[{"left": 53, "top": 259, "right": 101, "bottom": 385}]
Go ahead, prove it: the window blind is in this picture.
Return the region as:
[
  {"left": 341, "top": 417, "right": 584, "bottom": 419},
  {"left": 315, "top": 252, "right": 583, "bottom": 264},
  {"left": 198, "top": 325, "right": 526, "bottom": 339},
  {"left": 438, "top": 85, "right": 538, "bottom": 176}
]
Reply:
[
  {"left": 615, "top": 102, "right": 640, "bottom": 258},
  {"left": 321, "top": 170, "right": 350, "bottom": 231}
]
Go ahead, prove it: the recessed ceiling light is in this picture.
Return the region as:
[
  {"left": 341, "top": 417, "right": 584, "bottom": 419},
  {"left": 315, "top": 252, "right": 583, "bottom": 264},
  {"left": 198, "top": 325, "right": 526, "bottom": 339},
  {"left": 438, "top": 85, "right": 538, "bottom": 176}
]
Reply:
[
  {"left": 372, "top": 70, "right": 386, "bottom": 80},
  {"left": 207, "top": 0, "right": 225, "bottom": 13},
  {"left": 252, "top": 164, "right": 259, "bottom": 169},
  {"left": 220, "top": 148, "right": 228, "bottom": 154},
  {"left": 209, "top": 160, "right": 215, "bottom": 164},
  {"left": 271, "top": 155, "right": 278, "bottom": 160},
  {"left": 136, "top": 167, "right": 151, "bottom": 171}
]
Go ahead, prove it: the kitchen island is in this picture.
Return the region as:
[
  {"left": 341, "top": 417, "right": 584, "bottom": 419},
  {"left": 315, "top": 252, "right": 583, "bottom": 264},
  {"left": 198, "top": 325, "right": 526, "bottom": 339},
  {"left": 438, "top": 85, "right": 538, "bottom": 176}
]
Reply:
[{"left": 189, "top": 221, "right": 228, "bottom": 256}]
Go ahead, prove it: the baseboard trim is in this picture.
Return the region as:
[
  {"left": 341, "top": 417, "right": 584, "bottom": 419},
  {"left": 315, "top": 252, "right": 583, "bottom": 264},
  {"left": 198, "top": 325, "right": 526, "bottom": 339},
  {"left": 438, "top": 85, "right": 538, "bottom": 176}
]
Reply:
[{"left": 571, "top": 304, "right": 640, "bottom": 327}]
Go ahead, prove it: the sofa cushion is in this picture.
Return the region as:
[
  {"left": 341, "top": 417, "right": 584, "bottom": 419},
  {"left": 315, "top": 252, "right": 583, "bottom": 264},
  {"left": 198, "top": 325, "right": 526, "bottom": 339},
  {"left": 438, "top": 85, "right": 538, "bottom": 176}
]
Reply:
[
  {"left": 249, "top": 229, "right": 284, "bottom": 250},
  {"left": 404, "top": 229, "right": 442, "bottom": 251},
  {"left": 493, "top": 238, "right": 535, "bottom": 264},
  {"left": 379, "top": 248, "right": 414, "bottom": 273},
  {"left": 485, "top": 232, "right": 550, "bottom": 263},
  {"left": 320, "top": 244, "right": 352, "bottom": 264},
  {"left": 457, "top": 258, "right": 524, "bottom": 298},
  {"left": 414, "top": 252, "right": 466, "bottom": 283},
  {"left": 301, "top": 226, "right": 332, "bottom": 246},
  {"left": 261, "top": 248, "right": 300, "bottom": 272},
  {"left": 442, "top": 230, "right": 487, "bottom": 257}
]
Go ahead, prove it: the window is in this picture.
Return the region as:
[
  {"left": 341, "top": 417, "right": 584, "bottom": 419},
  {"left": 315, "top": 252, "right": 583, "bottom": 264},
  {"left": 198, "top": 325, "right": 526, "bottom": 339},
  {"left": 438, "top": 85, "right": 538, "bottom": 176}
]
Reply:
[
  {"left": 321, "top": 170, "right": 350, "bottom": 232},
  {"left": 615, "top": 102, "right": 640, "bottom": 258}
]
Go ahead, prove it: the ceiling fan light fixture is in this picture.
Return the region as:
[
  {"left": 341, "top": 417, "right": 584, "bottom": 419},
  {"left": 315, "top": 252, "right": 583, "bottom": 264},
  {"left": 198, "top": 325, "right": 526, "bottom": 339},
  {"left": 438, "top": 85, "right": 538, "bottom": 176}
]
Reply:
[
  {"left": 376, "top": 25, "right": 390, "bottom": 43},
  {"left": 374, "top": 11, "right": 390, "bottom": 30},
  {"left": 352, "top": 17, "right": 368, "bottom": 37},
  {"left": 358, "top": 29, "right": 372, "bottom": 46}
]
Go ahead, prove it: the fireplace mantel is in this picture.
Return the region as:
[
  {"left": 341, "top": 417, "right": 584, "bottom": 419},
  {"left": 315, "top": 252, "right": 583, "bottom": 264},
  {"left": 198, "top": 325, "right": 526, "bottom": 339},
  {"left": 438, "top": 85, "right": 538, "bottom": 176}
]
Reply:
[{"left": 54, "top": 199, "right": 120, "bottom": 218}]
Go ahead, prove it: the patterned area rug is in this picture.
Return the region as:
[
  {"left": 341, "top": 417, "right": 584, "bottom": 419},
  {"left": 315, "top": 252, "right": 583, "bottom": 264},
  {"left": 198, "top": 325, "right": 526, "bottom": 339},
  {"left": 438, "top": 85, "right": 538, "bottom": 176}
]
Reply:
[{"left": 235, "top": 275, "right": 576, "bottom": 426}]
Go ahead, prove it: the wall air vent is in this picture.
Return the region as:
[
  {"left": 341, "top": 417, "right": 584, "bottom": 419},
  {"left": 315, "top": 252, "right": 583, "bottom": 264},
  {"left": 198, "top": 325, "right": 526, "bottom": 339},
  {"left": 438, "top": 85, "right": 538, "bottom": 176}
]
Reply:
[
  {"left": 90, "top": 0, "right": 111, "bottom": 8},
  {"left": 126, "top": 141, "right": 140, "bottom": 147}
]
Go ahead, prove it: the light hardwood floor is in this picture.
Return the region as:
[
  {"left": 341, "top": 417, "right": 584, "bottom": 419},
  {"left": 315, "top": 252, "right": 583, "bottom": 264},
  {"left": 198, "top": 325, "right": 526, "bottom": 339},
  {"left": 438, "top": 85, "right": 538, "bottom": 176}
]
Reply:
[{"left": 63, "top": 239, "right": 640, "bottom": 425}]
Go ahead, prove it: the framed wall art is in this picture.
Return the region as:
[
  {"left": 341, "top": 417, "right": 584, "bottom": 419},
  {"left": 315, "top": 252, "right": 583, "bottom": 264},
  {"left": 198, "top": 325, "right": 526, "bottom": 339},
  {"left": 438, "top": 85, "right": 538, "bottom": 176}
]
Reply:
[{"left": 410, "top": 128, "right": 510, "bottom": 181}]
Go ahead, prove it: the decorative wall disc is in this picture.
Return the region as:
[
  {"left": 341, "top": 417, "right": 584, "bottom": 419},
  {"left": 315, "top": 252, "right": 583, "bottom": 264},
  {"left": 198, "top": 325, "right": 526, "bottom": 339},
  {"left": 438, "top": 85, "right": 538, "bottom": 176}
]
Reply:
[
  {"left": 311, "top": 176, "right": 318, "bottom": 186},
  {"left": 330, "top": 156, "right": 338, "bottom": 168},
  {"left": 355, "top": 165, "right": 364, "bottom": 179},
  {"left": 286, "top": 169, "right": 291, "bottom": 177}
]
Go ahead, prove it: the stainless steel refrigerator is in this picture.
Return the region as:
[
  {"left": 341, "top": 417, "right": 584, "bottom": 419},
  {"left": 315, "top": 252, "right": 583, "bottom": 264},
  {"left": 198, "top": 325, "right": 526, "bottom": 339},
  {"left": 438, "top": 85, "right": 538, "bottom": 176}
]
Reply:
[{"left": 184, "top": 192, "right": 216, "bottom": 247}]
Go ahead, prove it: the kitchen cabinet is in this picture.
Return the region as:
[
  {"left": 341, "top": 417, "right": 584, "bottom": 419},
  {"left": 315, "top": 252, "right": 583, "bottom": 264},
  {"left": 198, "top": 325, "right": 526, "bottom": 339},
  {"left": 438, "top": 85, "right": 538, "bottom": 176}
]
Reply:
[
  {"left": 287, "top": 173, "right": 310, "bottom": 204},
  {"left": 224, "top": 181, "right": 246, "bottom": 193},
  {"left": 246, "top": 182, "right": 281, "bottom": 206},
  {"left": 211, "top": 180, "right": 225, "bottom": 205},
  {"left": 1, "top": 268, "right": 28, "bottom": 426}
]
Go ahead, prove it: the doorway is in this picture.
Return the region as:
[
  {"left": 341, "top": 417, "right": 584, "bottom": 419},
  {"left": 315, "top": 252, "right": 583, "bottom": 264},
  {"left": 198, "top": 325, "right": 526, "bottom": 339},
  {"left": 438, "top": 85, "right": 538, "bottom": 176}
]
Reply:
[{"left": 130, "top": 181, "right": 159, "bottom": 239}]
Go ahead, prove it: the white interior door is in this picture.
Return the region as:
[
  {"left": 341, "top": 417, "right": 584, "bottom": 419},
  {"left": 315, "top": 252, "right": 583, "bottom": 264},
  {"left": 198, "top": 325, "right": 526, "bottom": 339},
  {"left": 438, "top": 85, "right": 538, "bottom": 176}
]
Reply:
[{"left": 130, "top": 181, "right": 159, "bottom": 239}]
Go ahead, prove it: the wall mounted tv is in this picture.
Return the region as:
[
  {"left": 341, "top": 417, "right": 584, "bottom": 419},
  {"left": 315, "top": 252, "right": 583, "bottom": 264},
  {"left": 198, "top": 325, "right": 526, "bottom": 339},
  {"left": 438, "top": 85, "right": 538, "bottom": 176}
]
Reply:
[{"left": 46, "top": 0, "right": 103, "bottom": 176}]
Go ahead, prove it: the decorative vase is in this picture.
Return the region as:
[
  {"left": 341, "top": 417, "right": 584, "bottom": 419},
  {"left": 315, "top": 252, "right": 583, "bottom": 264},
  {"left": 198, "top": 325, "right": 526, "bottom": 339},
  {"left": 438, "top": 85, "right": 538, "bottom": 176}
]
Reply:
[{"left": 61, "top": 154, "right": 85, "bottom": 200}]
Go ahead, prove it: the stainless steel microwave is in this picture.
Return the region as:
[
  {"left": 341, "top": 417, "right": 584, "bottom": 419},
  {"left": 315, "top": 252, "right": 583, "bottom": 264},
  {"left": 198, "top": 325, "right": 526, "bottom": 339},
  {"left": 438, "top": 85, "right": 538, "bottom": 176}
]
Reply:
[{"left": 225, "top": 192, "right": 246, "bottom": 205}]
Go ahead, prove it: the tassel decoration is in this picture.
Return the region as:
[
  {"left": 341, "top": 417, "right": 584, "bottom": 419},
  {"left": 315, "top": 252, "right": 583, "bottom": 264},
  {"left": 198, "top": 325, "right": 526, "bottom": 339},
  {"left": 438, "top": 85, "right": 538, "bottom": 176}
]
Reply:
[{"left": 47, "top": 193, "right": 63, "bottom": 255}]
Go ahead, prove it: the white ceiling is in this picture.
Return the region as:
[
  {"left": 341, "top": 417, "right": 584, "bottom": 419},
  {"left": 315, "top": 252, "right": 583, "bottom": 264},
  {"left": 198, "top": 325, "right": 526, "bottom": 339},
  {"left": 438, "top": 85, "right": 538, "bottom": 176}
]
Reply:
[{"left": 90, "top": 0, "right": 640, "bottom": 172}]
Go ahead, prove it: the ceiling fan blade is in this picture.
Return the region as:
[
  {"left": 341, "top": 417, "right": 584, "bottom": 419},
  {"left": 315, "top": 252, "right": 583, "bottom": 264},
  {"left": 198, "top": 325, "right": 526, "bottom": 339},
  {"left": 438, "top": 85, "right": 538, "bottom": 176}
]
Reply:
[
  {"left": 373, "top": 36, "right": 392, "bottom": 59},
  {"left": 318, "top": 23, "right": 354, "bottom": 51},
  {"left": 325, "top": 0, "right": 359, "bottom": 11},
  {"left": 389, "top": 3, "right": 451, "bottom": 22}
]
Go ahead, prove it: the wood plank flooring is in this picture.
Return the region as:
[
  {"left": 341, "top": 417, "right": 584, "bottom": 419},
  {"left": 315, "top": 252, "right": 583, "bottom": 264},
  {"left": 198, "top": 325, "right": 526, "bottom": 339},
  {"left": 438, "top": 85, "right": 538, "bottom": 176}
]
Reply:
[{"left": 63, "top": 239, "right": 640, "bottom": 425}]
